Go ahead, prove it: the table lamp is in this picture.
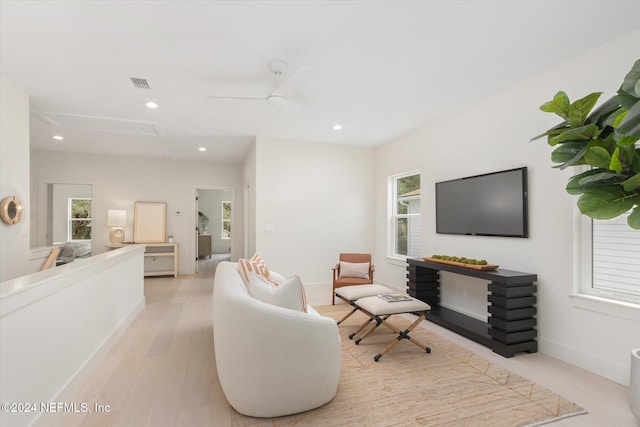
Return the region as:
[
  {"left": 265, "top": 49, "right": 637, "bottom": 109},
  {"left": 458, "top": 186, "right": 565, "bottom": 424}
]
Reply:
[{"left": 108, "top": 209, "right": 126, "bottom": 244}]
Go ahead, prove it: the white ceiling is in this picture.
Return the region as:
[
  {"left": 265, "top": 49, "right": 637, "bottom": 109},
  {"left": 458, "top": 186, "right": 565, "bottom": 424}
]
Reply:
[{"left": 1, "top": 1, "right": 639, "bottom": 163}]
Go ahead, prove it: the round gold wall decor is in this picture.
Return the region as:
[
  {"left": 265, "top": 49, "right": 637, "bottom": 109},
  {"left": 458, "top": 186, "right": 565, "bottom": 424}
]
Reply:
[{"left": 0, "top": 196, "right": 23, "bottom": 225}]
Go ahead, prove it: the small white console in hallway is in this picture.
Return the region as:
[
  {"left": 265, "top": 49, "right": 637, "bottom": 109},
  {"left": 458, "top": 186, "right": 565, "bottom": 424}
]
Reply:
[{"left": 106, "top": 242, "right": 178, "bottom": 277}]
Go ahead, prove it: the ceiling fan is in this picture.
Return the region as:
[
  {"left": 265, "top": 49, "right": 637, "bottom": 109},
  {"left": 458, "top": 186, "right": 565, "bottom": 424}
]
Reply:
[{"left": 206, "top": 59, "right": 312, "bottom": 107}]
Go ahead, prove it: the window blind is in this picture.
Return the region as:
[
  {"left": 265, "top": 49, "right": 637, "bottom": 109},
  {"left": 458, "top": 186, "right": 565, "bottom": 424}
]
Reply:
[{"left": 592, "top": 212, "right": 640, "bottom": 296}]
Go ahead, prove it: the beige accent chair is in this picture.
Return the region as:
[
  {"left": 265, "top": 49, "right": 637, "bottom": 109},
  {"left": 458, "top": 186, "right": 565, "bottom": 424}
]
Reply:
[{"left": 332, "top": 253, "right": 374, "bottom": 304}]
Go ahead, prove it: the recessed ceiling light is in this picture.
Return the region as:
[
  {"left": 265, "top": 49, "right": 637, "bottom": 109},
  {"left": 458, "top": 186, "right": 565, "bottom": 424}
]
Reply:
[
  {"left": 53, "top": 135, "right": 64, "bottom": 140},
  {"left": 198, "top": 147, "right": 207, "bottom": 152},
  {"left": 333, "top": 124, "right": 343, "bottom": 130},
  {"left": 145, "top": 101, "right": 159, "bottom": 109}
]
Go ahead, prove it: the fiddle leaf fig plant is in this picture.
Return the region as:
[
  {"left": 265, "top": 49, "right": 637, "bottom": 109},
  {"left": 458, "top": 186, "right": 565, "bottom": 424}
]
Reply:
[
  {"left": 531, "top": 59, "right": 640, "bottom": 229},
  {"left": 198, "top": 211, "right": 210, "bottom": 234}
]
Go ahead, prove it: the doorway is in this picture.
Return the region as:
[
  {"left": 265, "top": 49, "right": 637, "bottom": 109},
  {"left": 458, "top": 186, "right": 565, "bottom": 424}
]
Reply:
[{"left": 195, "top": 188, "right": 232, "bottom": 273}]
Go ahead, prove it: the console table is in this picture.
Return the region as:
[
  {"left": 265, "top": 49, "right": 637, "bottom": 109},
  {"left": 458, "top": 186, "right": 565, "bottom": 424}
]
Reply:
[
  {"left": 406, "top": 258, "right": 537, "bottom": 357},
  {"left": 106, "top": 242, "right": 178, "bottom": 277}
]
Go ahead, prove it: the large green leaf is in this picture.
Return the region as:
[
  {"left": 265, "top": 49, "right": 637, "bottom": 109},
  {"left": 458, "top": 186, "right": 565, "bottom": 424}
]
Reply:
[
  {"left": 610, "top": 147, "right": 624, "bottom": 173},
  {"left": 593, "top": 133, "right": 618, "bottom": 152},
  {"left": 587, "top": 95, "right": 621, "bottom": 126},
  {"left": 530, "top": 122, "right": 568, "bottom": 143},
  {"left": 548, "top": 124, "right": 599, "bottom": 146},
  {"left": 616, "top": 100, "right": 640, "bottom": 138},
  {"left": 584, "top": 146, "right": 612, "bottom": 168},
  {"left": 622, "top": 173, "right": 640, "bottom": 192},
  {"left": 551, "top": 141, "right": 588, "bottom": 169},
  {"left": 608, "top": 107, "right": 627, "bottom": 127},
  {"left": 578, "top": 171, "right": 622, "bottom": 186},
  {"left": 618, "top": 87, "right": 639, "bottom": 110},
  {"left": 628, "top": 206, "right": 640, "bottom": 230},
  {"left": 568, "top": 92, "right": 601, "bottom": 127},
  {"left": 540, "top": 91, "right": 570, "bottom": 120},
  {"left": 616, "top": 135, "right": 639, "bottom": 147},
  {"left": 620, "top": 59, "right": 640, "bottom": 99},
  {"left": 566, "top": 169, "right": 607, "bottom": 195},
  {"left": 577, "top": 187, "right": 640, "bottom": 220},
  {"left": 620, "top": 145, "right": 640, "bottom": 172},
  {"left": 609, "top": 145, "right": 640, "bottom": 174}
]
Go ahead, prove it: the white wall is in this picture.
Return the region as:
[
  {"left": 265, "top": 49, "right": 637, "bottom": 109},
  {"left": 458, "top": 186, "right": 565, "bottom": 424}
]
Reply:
[
  {"left": 0, "top": 75, "right": 42, "bottom": 281},
  {"left": 242, "top": 142, "right": 257, "bottom": 258},
  {"left": 373, "top": 29, "right": 640, "bottom": 385},
  {"left": 254, "top": 136, "right": 375, "bottom": 286},
  {"left": 31, "top": 151, "right": 244, "bottom": 274}
]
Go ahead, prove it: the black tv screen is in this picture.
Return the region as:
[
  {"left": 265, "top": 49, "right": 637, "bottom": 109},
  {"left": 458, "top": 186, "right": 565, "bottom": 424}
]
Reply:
[{"left": 435, "top": 167, "right": 528, "bottom": 238}]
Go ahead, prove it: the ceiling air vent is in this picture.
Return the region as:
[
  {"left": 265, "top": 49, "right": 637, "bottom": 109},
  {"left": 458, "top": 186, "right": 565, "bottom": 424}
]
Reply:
[{"left": 130, "top": 77, "right": 150, "bottom": 90}]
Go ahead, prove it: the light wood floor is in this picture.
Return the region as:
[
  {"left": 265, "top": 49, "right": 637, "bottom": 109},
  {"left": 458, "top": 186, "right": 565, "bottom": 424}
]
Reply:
[{"left": 46, "top": 257, "right": 637, "bottom": 427}]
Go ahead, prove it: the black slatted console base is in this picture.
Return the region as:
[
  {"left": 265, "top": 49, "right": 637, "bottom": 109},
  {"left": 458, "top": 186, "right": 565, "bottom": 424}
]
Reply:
[
  {"left": 407, "top": 258, "right": 537, "bottom": 358},
  {"left": 425, "top": 306, "right": 492, "bottom": 348}
]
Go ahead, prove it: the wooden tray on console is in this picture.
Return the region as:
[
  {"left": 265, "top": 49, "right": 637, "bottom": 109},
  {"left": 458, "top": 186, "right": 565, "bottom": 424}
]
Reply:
[{"left": 422, "top": 257, "right": 499, "bottom": 271}]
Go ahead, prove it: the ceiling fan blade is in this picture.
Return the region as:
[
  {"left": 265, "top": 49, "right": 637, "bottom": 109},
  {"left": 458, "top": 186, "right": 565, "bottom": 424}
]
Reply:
[
  {"left": 206, "top": 95, "right": 266, "bottom": 101},
  {"left": 270, "top": 64, "right": 313, "bottom": 98}
]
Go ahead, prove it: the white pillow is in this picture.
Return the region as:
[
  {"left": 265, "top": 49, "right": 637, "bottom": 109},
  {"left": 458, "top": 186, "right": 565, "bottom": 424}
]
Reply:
[
  {"left": 269, "top": 270, "right": 285, "bottom": 284},
  {"left": 339, "top": 261, "right": 370, "bottom": 279},
  {"left": 247, "top": 272, "right": 307, "bottom": 313}
]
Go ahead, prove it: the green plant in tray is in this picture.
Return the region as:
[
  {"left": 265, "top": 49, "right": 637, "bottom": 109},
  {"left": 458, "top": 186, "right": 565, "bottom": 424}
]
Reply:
[{"left": 432, "top": 254, "right": 488, "bottom": 265}]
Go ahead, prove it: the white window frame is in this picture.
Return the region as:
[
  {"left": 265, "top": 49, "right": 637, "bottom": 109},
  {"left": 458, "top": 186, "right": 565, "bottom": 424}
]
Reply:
[
  {"left": 572, "top": 204, "right": 640, "bottom": 321},
  {"left": 68, "top": 197, "right": 92, "bottom": 242},
  {"left": 387, "top": 170, "right": 421, "bottom": 262},
  {"left": 221, "top": 201, "right": 231, "bottom": 240}
]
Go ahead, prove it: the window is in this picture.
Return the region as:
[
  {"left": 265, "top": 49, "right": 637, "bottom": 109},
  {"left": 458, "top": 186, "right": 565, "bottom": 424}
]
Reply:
[
  {"left": 221, "top": 201, "right": 231, "bottom": 239},
  {"left": 577, "top": 210, "right": 640, "bottom": 305},
  {"left": 68, "top": 198, "right": 92, "bottom": 241},
  {"left": 389, "top": 171, "right": 421, "bottom": 259},
  {"left": 591, "top": 212, "right": 640, "bottom": 301}
]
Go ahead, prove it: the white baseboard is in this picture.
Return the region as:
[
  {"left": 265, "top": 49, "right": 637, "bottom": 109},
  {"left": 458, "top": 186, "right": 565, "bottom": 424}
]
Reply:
[{"left": 538, "top": 336, "right": 630, "bottom": 386}]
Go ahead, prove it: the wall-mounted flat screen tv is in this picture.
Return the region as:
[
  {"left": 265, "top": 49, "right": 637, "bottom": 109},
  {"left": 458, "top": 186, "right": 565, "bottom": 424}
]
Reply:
[{"left": 435, "top": 167, "right": 528, "bottom": 238}]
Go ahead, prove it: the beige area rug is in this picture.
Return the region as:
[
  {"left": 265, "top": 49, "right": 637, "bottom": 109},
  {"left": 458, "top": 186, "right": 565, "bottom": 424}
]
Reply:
[{"left": 231, "top": 304, "right": 586, "bottom": 427}]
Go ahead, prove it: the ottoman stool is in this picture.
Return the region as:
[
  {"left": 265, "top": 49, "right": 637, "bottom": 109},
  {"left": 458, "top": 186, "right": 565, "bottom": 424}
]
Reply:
[
  {"left": 334, "top": 284, "right": 394, "bottom": 328},
  {"left": 353, "top": 295, "right": 431, "bottom": 362}
]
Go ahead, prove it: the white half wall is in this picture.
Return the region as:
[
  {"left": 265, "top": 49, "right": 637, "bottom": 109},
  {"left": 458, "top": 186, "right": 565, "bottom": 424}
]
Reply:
[
  {"left": 373, "top": 29, "right": 640, "bottom": 385},
  {"left": 0, "top": 245, "right": 145, "bottom": 427},
  {"left": 254, "top": 137, "right": 375, "bottom": 288}
]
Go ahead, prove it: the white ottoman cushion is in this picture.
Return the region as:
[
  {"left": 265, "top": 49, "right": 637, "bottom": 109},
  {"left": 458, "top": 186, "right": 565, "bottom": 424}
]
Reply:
[
  {"left": 356, "top": 295, "right": 430, "bottom": 316},
  {"left": 335, "top": 284, "right": 394, "bottom": 301}
]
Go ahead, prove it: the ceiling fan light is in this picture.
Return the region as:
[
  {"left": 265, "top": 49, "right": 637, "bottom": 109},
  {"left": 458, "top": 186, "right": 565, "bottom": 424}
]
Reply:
[
  {"left": 268, "top": 59, "right": 288, "bottom": 75},
  {"left": 266, "top": 95, "right": 287, "bottom": 107},
  {"left": 333, "top": 124, "right": 343, "bottom": 130}
]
